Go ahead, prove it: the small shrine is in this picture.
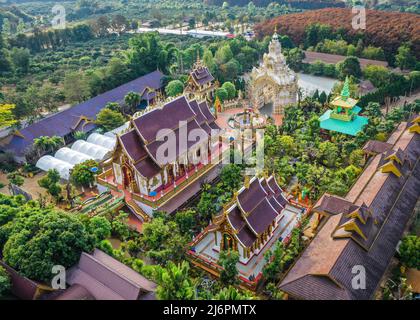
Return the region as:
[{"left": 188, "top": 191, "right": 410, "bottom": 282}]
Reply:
[
  {"left": 319, "top": 77, "right": 368, "bottom": 136},
  {"left": 184, "top": 55, "right": 217, "bottom": 102}
]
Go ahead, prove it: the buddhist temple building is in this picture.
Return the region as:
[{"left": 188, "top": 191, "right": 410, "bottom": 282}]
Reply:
[
  {"left": 184, "top": 56, "right": 217, "bottom": 102},
  {"left": 248, "top": 31, "right": 298, "bottom": 115},
  {"left": 280, "top": 116, "right": 420, "bottom": 300},
  {"left": 188, "top": 175, "right": 307, "bottom": 290},
  {"left": 319, "top": 77, "right": 368, "bottom": 136},
  {"left": 97, "top": 95, "right": 225, "bottom": 218}
]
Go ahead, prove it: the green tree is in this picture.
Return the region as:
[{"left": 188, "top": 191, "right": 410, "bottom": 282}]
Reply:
[
  {"left": 219, "top": 250, "right": 239, "bottom": 285},
  {"left": 213, "top": 286, "right": 254, "bottom": 300},
  {"left": 399, "top": 235, "right": 420, "bottom": 269},
  {"left": 7, "top": 172, "right": 24, "bottom": 187},
  {"left": 155, "top": 261, "right": 195, "bottom": 300},
  {"left": 124, "top": 92, "right": 141, "bottom": 113},
  {"left": 286, "top": 48, "right": 305, "bottom": 71},
  {"left": 70, "top": 160, "right": 100, "bottom": 188},
  {"left": 165, "top": 80, "right": 184, "bottom": 97},
  {"left": 222, "top": 82, "right": 236, "bottom": 100},
  {"left": 38, "top": 169, "right": 62, "bottom": 200},
  {"left": 2, "top": 207, "right": 94, "bottom": 282},
  {"left": 96, "top": 108, "right": 125, "bottom": 131},
  {"left": 111, "top": 211, "right": 131, "bottom": 241},
  {"left": 395, "top": 44, "right": 416, "bottom": 71},
  {"left": 10, "top": 47, "right": 30, "bottom": 74},
  {"left": 0, "top": 266, "right": 11, "bottom": 297},
  {"left": 318, "top": 141, "right": 339, "bottom": 167},
  {"left": 363, "top": 65, "right": 390, "bottom": 88},
  {"left": 336, "top": 56, "right": 361, "bottom": 80},
  {"left": 0, "top": 104, "right": 16, "bottom": 128},
  {"left": 88, "top": 216, "right": 112, "bottom": 243},
  {"left": 174, "top": 209, "right": 195, "bottom": 236},
  {"left": 63, "top": 72, "right": 90, "bottom": 103},
  {"left": 215, "top": 87, "right": 228, "bottom": 102},
  {"left": 263, "top": 241, "right": 285, "bottom": 282}
]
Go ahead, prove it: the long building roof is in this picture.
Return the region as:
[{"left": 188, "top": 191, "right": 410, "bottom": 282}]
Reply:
[
  {"left": 118, "top": 96, "right": 220, "bottom": 179},
  {"left": 1, "top": 71, "right": 164, "bottom": 158},
  {"left": 66, "top": 249, "right": 156, "bottom": 300},
  {"left": 280, "top": 118, "right": 420, "bottom": 300}
]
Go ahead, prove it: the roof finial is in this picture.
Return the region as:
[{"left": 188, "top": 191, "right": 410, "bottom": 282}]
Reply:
[{"left": 273, "top": 25, "right": 279, "bottom": 41}]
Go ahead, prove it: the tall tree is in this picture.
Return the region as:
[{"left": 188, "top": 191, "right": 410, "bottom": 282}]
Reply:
[{"left": 155, "top": 261, "right": 195, "bottom": 300}]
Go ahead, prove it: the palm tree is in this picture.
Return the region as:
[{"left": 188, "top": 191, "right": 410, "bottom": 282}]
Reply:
[{"left": 124, "top": 92, "right": 141, "bottom": 114}]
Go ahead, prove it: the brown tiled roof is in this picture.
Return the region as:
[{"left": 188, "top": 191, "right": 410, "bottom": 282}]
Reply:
[
  {"left": 313, "top": 194, "right": 356, "bottom": 216},
  {"left": 145, "top": 118, "right": 204, "bottom": 165},
  {"left": 0, "top": 260, "right": 40, "bottom": 300},
  {"left": 246, "top": 198, "right": 278, "bottom": 235},
  {"left": 280, "top": 125, "right": 420, "bottom": 300},
  {"left": 53, "top": 284, "right": 95, "bottom": 300},
  {"left": 119, "top": 130, "right": 147, "bottom": 162},
  {"left": 134, "top": 157, "right": 161, "bottom": 179},
  {"left": 225, "top": 177, "right": 290, "bottom": 247},
  {"left": 191, "top": 66, "right": 214, "bottom": 86},
  {"left": 133, "top": 96, "right": 196, "bottom": 143},
  {"left": 267, "top": 176, "right": 281, "bottom": 194},
  {"left": 67, "top": 249, "right": 156, "bottom": 300},
  {"left": 237, "top": 225, "right": 257, "bottom": 247},
  {"left": 119, "top": 97, "right": 219, "bottom": 178},
  {"left": 227, "top": 207, "right": 246, "bottom": 231},
  {"left": 198, "top": 101, "right": 216, "bottom": 123},
  {"left": 189, "top": 100, "right": 207, "bottom": 125},
  {"left": 237, "top": 178, "right": 267, "bottom": 213},
  {"left": 363, "top": 140, "right": 393, "bottom": 154}
]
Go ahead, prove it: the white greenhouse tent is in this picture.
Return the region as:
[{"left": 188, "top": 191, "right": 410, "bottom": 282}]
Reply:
[
  {"left": 55, "top": 147, "right": 93, "bottom": 166},
  {"left": 36, "top": 156, "right": 73, "bottom": 180},
  {"left": 87, "top": 133, "right": 116, "bottom": 150},
  {"left": 71, "top": 140, "right": 112, "bottom": 162}
]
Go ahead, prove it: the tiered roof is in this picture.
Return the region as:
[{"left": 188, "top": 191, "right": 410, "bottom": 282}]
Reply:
[
  {"left": 280, "top": 117, "right": 420, "bottom": 300},
  {"left": 224, "top": 176, "right": 290, "bottom": 248},
  {"left": 190, "top": 62, "right": 214, "bottom": 87},
  {"left": 117, "top": 96, "right": 220, "bottom": 179}
]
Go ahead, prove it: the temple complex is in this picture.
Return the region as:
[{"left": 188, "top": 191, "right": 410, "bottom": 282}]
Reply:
[
  {"left": 97, "top": 96, "right": 225, "bottom": 218},
  {"left": 184, "top": 56, "right": 218, "bottom": 102},
  {"left": 188, "top": 175, "right": 307, "bottom": 289},
  {"left": 319, "top": 77, "right": 369, "bottom": 136},
  {"left": 280, "top": 115, "right": 420, "bottom": 300},
  {"left": 248, "top": 31, "right": 298, "bottom": 115}
]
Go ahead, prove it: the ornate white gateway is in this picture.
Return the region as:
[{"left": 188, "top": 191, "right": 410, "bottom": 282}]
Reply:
[{"left": 248, "top": 32, "right": 298, "bottom": 115}]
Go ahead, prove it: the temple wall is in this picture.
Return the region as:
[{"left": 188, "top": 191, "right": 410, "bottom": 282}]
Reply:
[
  {"left": 148, "top": 174, "right": 163, "bottom": 192},
  {"left": 135, "top": 172, "right": 148, "bottom": 195}
]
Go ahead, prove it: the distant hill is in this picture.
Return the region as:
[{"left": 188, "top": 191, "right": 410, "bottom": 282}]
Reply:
[
  {"left": 204, "top": 0, "right": 345, "bottom": 9},
  {"left": 254, "top": 8, "right": 420, "bottom": 59}
]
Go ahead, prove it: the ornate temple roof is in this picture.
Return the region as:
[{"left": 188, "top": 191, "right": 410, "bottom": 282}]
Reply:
[
  {"left": 117, "top": 96, "right": 220, "bottom": 178},
  {"left": 280, "top": 118, "right": 420, "bottom": 300},
  {"left": 223, "top": 176, "right": 289, "bottom": 248}
]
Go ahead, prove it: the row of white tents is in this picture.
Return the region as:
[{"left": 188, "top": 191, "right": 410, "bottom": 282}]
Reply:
[{"left": 36, "top": 132, "right": 118, "bottom": 180}]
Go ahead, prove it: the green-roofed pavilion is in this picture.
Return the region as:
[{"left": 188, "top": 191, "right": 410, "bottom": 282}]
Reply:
[{"left": 319, "top": 77, "right": 368, "bottom": 136}]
